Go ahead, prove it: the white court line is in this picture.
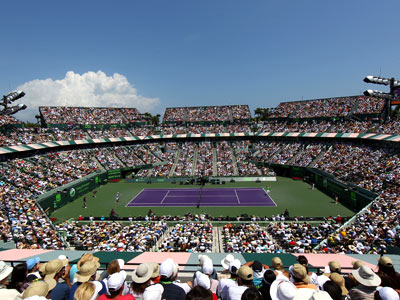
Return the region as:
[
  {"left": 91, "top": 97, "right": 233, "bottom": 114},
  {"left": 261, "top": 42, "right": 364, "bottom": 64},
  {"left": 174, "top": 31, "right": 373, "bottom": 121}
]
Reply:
[
  {"left": 164, "top": 195, "right": 236, "bottom": 198},
  {"left": 125, "top": 188, "right": 145, "bottom": 207},
  {"left": 234, "top": 189, "right": 240, "bottom": 204},
  {"left": 262, "top": 188, "right": 277, "bottom": 207},
  {"left": 160, "top": 190, "right": 170, "bottom": 204}
]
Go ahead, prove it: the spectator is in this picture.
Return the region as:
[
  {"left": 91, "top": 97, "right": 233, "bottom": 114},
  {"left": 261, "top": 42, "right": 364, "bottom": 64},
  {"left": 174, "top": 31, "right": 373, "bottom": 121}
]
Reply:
[
  {"left": 131, "top": 263, "right": 153, "bottom": 299},
  {"left": 347, "top": 265, "right": 381, "bottom": 300},
  {"left": 8, "top": 263, "right": 29, "bottom": 294},
  {"left": 185, "top": 286, "right": 212, "bottom": 300},
  {"left": 159, "top": 259, "right": 186, "bottom": 300},
  {"left": 269, "top": 279, "right": 297, "bottom": 300},
  {"left": 328, "top": 273, "right": 348, "bottom": 299},
  {"left": 0, "top": 261, "right": 20, "bottom": 299},
  {"left": 258, "top": 270, "right": 276, "bottom": 300},
  {"left": 99, "top": 271, "right": 134, "bottom": 300},
  {"left": 227, "top": 265, "right": 254, "bottom": 300},
  {"left": 375, "top": 287, "right": 399, "bottom": 300},
  {"left": 376, "top": 256, "right": 400, "bottom": 290},
  {"left": 26, "top": 257, "right": 41, "bottom": 281},
  {"left": 322, "top": 280, "right": 342, "bottom": 300},
  {"left": 44, "top": 258, "right": 71, "bottom": 300},
  {"left": 217, "top": 259, "right": 241, "bottom": 300},
  {"left": 74, "top": 281, "right": 103, "bottom": 300},
  {"left": 241, "top": 287, "right": 262, "bottom": 300},
  {"left": 23, "top": 280, "right": 54, "bottom": 299}
]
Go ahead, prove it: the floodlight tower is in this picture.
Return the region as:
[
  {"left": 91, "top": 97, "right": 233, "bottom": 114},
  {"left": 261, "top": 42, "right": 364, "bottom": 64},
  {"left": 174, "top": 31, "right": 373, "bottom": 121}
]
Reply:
[
  {"left": 363, "top": 75, "right": 400, "bottom": 118},
  {"left": 0, "top": 91, "right": 27, "bottom": 116}
]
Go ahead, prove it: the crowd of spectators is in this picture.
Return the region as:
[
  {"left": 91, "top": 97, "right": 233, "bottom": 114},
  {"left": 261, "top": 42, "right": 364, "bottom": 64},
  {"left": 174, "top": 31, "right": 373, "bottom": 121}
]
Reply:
[
  {"left": 1, "top": 253, "right": 399, "bottom": 300},
  {"left": 215, "top": 141, "right": 236, "bottom": 176},
  {"left": 57, "top": 220, "right": 167, "bottom": 251},
  {"left": 223, "top": 223, "right": 276, "bottom": 253},
  {"left": 39, "top": 106, "right": 147, "bottom": 125},
  {"left": 158, "top": 222, "right": 213, "bottom": 252},
  {"left": 162, "top": 105, "right": 251, "bottom": 123}
]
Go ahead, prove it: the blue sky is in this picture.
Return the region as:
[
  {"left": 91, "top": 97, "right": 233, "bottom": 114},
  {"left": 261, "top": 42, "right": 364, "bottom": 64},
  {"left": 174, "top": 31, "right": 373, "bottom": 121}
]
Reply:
[{"left": 1, "top": 1, "right": 399, "bottom": 121}]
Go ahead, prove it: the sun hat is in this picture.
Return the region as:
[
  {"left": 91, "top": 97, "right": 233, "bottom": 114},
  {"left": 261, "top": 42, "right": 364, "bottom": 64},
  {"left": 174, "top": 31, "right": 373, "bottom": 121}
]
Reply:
[
  {"left": 57, "top": 255, "right": 68, "bottom": 262},
  {"left": 77, "top": 253, "right": 100, "bottom": 271},
  {"left": 143, "top": 283, "right": 164, "bottom": 300},
  {"left": 38, "top": 263, "right": 47, "bottom": 276},
  {"left": 329, "top": 273, "right": 348, "bottom": 295},
  {"left": 160, "top": 259, "right": 174, "bottom": 278},
  {"left": 272, "top": 257, "right": 283, "bottom": 269},
  {"left": 378, "top": 256, "right": 393, "bottom": 267},
  {"left": 290, "top": 264, "right": 310, "bottom": 283},
  {"left": 270, "top": 279, "right": 297, "bottom": 300},
  {"left": 108, "top": 271, "right": 126, "bottom": 291},
  {"left": 351, "top": 260, "right": 364, "bottom": 269},
  {"left": 195, "top": 271, "right": 211, "bottom": 290},
  {"left": 198, "top": 255, "right": 210, "bottom": 265},
  {"left": 76, "top": 260, "right": 100, "bottom": 282},
  {"left": 221, "top": 254, "right": 235, "bottom": 270},
  {"left": 26, "top": 257, "right": 40, "bottom": 270},
  {"left": 0, "top": 260, "right": 13, "bottom": 282},
  {"left": 44, "top": 259, "right": 68, "bottom": 280},
  {"left": 351, "top": 265, "right": 381, "bottom": 287},
  {"left": 148, "top": 262, "right": 160, "bottom": 278},
  {"left": 202, "top": 259, "right": 214, "bottom": 276},
  {"left": 328, "top": 261, "right": 341, "bottom": 273},
  {"left": 238, "top": 265, "right": 253, "bottom": 281},
  {"left": 22, "top": 281, "right": 50, "bottom": 299},
  {"left": 132, "top": 263, "right": 153, "bottom": 284},
  {"left": 376, "top": 286, "right": 400, "bottom": 300}
]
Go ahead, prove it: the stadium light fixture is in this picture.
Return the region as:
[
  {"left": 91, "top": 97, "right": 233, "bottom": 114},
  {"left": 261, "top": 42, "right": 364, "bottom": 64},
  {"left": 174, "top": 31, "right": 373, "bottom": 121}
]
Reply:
[
  {"left": 1, "top": 90, "right": 27, "bottom": 116},
  {"left": 363, "top": 90, "right": 393, "bottom": 99},
  {"left": 0, "top": 103, "right": 27, "bottom": 116}
]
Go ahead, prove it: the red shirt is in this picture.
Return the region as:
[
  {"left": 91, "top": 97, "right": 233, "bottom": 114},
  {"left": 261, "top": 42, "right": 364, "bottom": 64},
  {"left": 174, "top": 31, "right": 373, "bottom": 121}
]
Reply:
[{"left": 99, "top": 294, "right": 135, "bottom": 300}]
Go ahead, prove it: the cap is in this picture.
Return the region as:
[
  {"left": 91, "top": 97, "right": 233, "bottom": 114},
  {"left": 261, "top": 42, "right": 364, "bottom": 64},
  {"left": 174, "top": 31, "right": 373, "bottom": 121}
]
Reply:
[
  {"left": 202, "top": 259, "right": 213, "bottom": 275},
  {"left": 376, "top": 286, "right": 400, "bottom": 300},
  {"left": 108, "top": 271, "right": 126, "bottom": 291},
  {"left": 351, "top": 260, "right": 364, "bottom": 269},
  {"left": 238, "top": 265, "right": 253, "bottom": 281},
  {"left": 150, "top": 262, "right": 160, "bottom": 278},
  {"left": 26, "top": 257, "right": 40, "bottom": 270},
  {"left": 195, "top": 271, "right": 211, "bottom": 290},
  {"left": 229, "top": 259, "right": 241, "bottom": 275},
  {"left": 378, "top": 256, "right": 393, "bottom": 267},
  {"left": 160, "top": 259, "right": 174, "bottom": 278},
  {"left": 143, "top": 283, "right": 164, "bottom": 300},
  {"left": 328, "top": 261, "right": 341, "bottom": 273},
  {"left": 272, "top": 257, "right": 283, "bottom": 268},
  {"left": 290, "top": 264, "right": 309, "bottom": 283}
]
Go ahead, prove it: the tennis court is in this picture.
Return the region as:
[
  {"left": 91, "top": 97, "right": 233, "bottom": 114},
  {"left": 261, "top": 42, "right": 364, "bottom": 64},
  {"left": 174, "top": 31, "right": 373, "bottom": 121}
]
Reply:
[{"left": 126, "top": 187, "right": 276, "bottom": 207}]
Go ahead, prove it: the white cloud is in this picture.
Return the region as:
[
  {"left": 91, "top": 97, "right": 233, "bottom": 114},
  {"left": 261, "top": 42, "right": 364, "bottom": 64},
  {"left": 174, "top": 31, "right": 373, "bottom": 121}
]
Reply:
[{"left": 13, "top": 71, "right": 160, "bottom": 122}]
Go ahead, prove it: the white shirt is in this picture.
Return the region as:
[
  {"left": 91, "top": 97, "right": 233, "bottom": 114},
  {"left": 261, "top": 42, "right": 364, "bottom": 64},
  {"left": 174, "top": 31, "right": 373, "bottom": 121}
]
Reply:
[
  {"left": 227, "top": 285, "right": 248, "bottom": 300},
  {"left": 217, "top": 278, "right": 237, "bottom": 300}
]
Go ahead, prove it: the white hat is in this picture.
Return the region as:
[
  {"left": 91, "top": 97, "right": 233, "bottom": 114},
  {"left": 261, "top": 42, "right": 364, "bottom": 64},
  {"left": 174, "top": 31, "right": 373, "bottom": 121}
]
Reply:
[
  {"left": 143, "top": 284, "right": 164, "bottom": 300},
  {"left": 0, "top": 261, "right": 13, "bottom": 282},
  {"left": 90, "top": 281, "right": 103, "bottom": 300},
  {"left": 160, "top": 259, "right": 174, "bottom": 278},
  {"left": 108, "top": 271, "right": 126, "bottom": 291},
  {"left": 309, "top": 290, "right": 333, "bottom": 300},
  {"left": 351, "top": 265, "right": 381, "bottom": 287},
  {"left": 229, "top": 259, "right": 241, "bottom": 274},
  {"left": 195, "top": 271, "right": 211, "bottom": 290},
  {"left": 270, "top": 279, "right": 297, "bottom": 300},
  {"left": 198, "top": 255, "right": 210, "bottom": 265},
  {"left": 376, "top": 287, "right": 399, "bottom": 300},
  {"left": 221, "top": 254, "right": 235, "bottom": 270},
  {"left": 294, "top": 288, "right": 315, "bottom": 300},
  {"left": 202, "top": 259, "right": 213, "bottom": 275},
  {"left": 132, "top": 263, "right": 153, "bottom": 284},
  {"left": 117, "top": 259, "right": 125, "bottom": 269}
]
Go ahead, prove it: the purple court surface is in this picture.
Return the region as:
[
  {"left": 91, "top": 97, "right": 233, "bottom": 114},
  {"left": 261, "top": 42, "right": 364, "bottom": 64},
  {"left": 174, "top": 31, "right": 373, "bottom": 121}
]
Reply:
[{"left": 126, "top": 187, "right": 276, "bottom": 207}]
